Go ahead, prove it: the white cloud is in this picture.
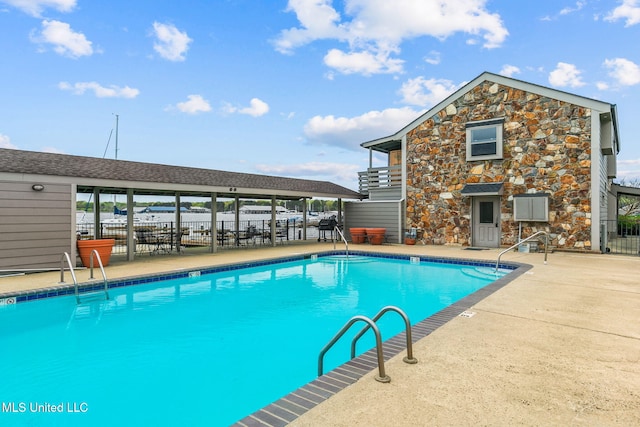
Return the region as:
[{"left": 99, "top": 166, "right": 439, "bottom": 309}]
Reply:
[
  {"left": 615, "top": 158, "right": 640, "bottom": 181},
  {"left": 0, "top": 133, "right": 17, "bottom": 149},
  {"left": 399, "top": 77, "right": 463, "bottom": 107},
  {"left": 274, "top": 0, "right": 508, "bottom": 75},
  {"left": 425, "top": 51, "right": 441, "bottom": 65},
  {"left": 603, "top": 57, "right": 640, "bottom": 86},
  {"left": 303, "top": 107, "right": 421, "bottom": 150},
  {"left": 32, "top": 20, "right": 93, "bottom": 58},
  {"left": 58, "top": 81, "right": 140, "bottom": 98},
  {"left": 499, "top": 64, "right": 520, "bottom": 77},
  {"left": 548, "top": 62, "right": 585, "bottom": 87},
  {"left": 255, "top": 161, "right": 360, "bottom": 183},
  {"left": 605, "top": 0, "right": 640, "bottom": 26},
  {"left": 596, "top": 81, "right": 610, "bottom": 90},
  {"left": 175, "top": 94, "right": 212, "bottom": 114},
  {"left": 223, "top": 98, "right": 270, "bottom": 117},
  {"left": 152, "top": 22, "right": 192, "bottom": 62},
  {"left": 560, "top": 1, "right": 585, "bottom": 16},
  {"left": 323, "top": 48, "right": 403, "bottom": 75},
  {"left": 2, "top": 0, "right": 75, "bottom": 17}
]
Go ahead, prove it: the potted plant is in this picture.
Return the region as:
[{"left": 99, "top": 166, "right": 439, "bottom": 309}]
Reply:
[
  {"left": 404, "top": 228, "right": 417, "bottom": 245},
  {"left": 77, "top": 236, "right": 115, "bottom": 267}
]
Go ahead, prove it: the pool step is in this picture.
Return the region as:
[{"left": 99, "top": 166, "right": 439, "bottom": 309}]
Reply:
[
  {"left": 461, "top": 266, "right": 508, "bottom": 280},
  {"left": 316, "top": 255, "right": 373, "bottom": 263}
]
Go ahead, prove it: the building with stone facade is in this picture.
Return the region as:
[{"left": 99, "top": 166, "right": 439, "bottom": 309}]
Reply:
[{"left": 352, "top": 72, "right": 620, "bottom": 252}]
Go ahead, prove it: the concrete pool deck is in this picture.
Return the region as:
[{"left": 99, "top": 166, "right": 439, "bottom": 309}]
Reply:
[{"left": 1, "top": 244, "right": 639, "bottom": 426}]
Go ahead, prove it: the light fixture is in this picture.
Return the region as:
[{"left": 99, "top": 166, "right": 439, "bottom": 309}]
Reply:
[{"left": 31, "top": 184, "right": 45, "bottom": 191}]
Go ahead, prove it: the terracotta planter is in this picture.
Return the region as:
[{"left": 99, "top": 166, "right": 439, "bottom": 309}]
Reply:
[
  {"left": 349, "top": 228, "right": 367, "bottom": 244},
  {"left": 77, "top": 239, "right": 115, "bottom": 267},
  {"left": 404, "top": 238, "right": 416, "bottom": 245},
  {"left": 366, "top": 228, "right": 386, "bottom": 245}
]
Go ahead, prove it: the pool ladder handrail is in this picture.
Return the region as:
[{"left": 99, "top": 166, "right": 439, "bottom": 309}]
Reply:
[
  {"left": 495, "top": 230, "right": 549, "bottom": 272},
  {"left": 350, "top": 306, "right": 418, "bottom": 365},
  {"left": 333, "top": 225, "right": 348, "bottom": 258},
  {"left": 318, "top": 306, "right": 418, "bottom": 383},
  {"left": 60, "top": 250, "right": 109, "bottom": 304},
  {"left": 318, "top": 315, "right": 390, "bottom": 383}
]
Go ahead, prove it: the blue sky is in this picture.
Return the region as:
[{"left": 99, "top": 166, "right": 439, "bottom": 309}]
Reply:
[{"left": 1, "top": 0, "right": 639, "bottom": 191}]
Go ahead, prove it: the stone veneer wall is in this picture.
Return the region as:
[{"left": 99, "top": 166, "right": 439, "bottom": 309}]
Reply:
[{"left": 406, "top": 81, "right": 593, "bottom": 249}]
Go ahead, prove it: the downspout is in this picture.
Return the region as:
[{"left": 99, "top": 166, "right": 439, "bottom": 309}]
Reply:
[
  {"left": 401, "top": 135, "right": 408, "bottom": 244},
  {"left": 590, "top": 113, "right": 601, "bottom": 252}
]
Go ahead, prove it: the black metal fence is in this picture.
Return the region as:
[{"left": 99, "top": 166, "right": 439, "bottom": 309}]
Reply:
[
  {"left": 77, "top": 219, "right": 317, "bottom": 256},
  {"left": 601, "top": 219, "right": 640, "bottom": 255}
]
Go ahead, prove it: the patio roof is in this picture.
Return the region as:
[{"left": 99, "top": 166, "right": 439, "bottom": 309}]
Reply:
[{"left": 0, "top": 148, "right": 363, "bottom": 200}]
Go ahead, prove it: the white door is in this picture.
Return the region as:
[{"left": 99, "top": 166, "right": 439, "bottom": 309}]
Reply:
[{"left": 473, "top": 196, "right": 500, "bottom": 248}]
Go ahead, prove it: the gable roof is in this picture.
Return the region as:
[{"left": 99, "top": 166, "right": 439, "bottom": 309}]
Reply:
[
  {"left": 361, "top": 71, "right": 619, "bottom": 154},
  {"left": 0, "top": 148, "right": 362, "bottom": 200}
]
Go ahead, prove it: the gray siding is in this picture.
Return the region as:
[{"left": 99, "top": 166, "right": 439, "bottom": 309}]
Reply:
[
  {"left": 368, "top": 187, "right": 402, "bottom": 201},
  {"left": 344, "top": 200, "right": 404, "bottom": 243},
  {"left": 0, "top": 181, "right": 73, "bottom": 270}
]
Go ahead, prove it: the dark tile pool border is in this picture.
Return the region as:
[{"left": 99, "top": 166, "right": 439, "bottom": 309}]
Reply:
[
  {"left": 0, "top": 250, "right": 530, "bottom": 427},
  {"left": 0, "top": 251, "right": 520, "bottom": 304},
  {"left": 228, "top": 252, "right": 531, "bottom": 427}
]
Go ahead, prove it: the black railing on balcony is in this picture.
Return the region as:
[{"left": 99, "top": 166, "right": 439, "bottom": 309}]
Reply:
[{"left": 358, "top": 165, "right": 402, "bottom": 195}]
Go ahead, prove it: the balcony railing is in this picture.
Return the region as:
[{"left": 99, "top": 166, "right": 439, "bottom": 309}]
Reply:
[{"left": 358, "top": 166, "right": 402, "bottom": 195}]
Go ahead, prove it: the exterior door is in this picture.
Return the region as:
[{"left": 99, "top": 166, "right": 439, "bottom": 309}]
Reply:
[{"left": 473, "top": 196, "right": 500, "bottom": 248}]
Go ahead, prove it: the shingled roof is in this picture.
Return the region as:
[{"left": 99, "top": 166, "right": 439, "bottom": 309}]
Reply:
[{"left": 0, "top": 149, "right": 363, "bottom": 200}]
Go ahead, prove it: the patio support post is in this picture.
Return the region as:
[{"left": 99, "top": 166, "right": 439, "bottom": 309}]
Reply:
[
  {"left": 337, "top": 198, "right": 342, "bottom": 227},
  {"left": 175, "top": 193, "right": 181, "bottom": 253},
  {"left": 302, "top": 197, "right": 308, "bottom": 240},
  {"left": 93, "top": 189, "right": 100, "bottom": 239},
  {"left": 211, "top": 192, "right": 217, "bottom": 253},
  {"left": 126, "top": 189, "right": 135, "bottom": 261},
  {"left": 271, "top": 196, "right": 277, "bottom": 247},
  {"left": 234, "top": 195, "right": 240, "bottom": 246}
]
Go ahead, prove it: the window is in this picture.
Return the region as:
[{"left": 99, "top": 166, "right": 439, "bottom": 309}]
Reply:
[
  {"left": 466, "top": 119, "right": 504, "bottom": 161},
  {"left": 514, "top": 194, "right": 549, "bottom": 222}
]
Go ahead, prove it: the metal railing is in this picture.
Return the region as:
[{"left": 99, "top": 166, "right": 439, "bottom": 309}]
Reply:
[
  {"left": 60, "top": 251, "right": 109, "bottom": 304},
  {"left": 60, "top": 252, "right": 79, "bottom": 287},
  {"left": 495, "top": 231, "right": 549, "bottom": 271},
  {"left": 76, "top": 218, "right": 313, "bottom": 255},
  {"left": 350, "top": 306, "right": 417, "bottom": 365},
  {"left": 358, "top": 165, "right": 402, "bottom": 195},
  {"left": 318, "top": 315, "right": 391, "bottom": 383},
  {"left": 333, "top": 225, "right": 349, "bottom": 258},
  {"left": 86, "top": 249, "right": 109, "bottom": 302},
  {"left": 601, "top": 219, "right": 640, "bottom": 255}
]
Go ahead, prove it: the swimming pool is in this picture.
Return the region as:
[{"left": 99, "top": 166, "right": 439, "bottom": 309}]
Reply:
[{"left": 0, "top": 252, "right": 520, "bottom": 426}]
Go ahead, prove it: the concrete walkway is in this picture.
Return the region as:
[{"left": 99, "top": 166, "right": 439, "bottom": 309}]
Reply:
[{"left": 1, "top": 244, "right": 639, "bottom": 426}]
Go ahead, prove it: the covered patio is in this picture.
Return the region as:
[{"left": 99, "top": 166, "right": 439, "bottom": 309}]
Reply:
[{"left": 0, "top": 148, "right": 362, "bottom": 271}]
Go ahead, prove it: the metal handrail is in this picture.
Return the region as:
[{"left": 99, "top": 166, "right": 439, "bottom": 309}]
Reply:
[
  {"left": 88, "top": 249, "right": 109, "bottom": 301},
  {"left": 495, "top": 230, "right": 549, "bottom": 271},
  {"left": 60, "top": 252, "right": 79, "bottom": 289},
  {"left": 60, "top": 251, "right": 109, "bottom": 303},
  {"left": 333, "top": 225, "right": 349, "bottom": 258},
  {"left": 318, "top": 315, "right": 391, "bottom": 383},
  {"left": 351, "top": 306, "right": 418, "bottom": 365}
]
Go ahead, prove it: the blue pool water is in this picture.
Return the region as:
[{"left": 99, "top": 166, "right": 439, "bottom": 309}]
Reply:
[{"left": 0, "top": 254, "right": 508, "bottom": 426}]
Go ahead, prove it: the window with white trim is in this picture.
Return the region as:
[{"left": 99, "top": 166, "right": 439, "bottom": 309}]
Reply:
[{"left": 466, "top": 119, "right": 504, "bottom": 161}]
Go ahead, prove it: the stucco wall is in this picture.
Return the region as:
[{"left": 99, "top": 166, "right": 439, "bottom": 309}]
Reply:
[{"left": 406, "top": 81, "right": 594, "bottom": 249}]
